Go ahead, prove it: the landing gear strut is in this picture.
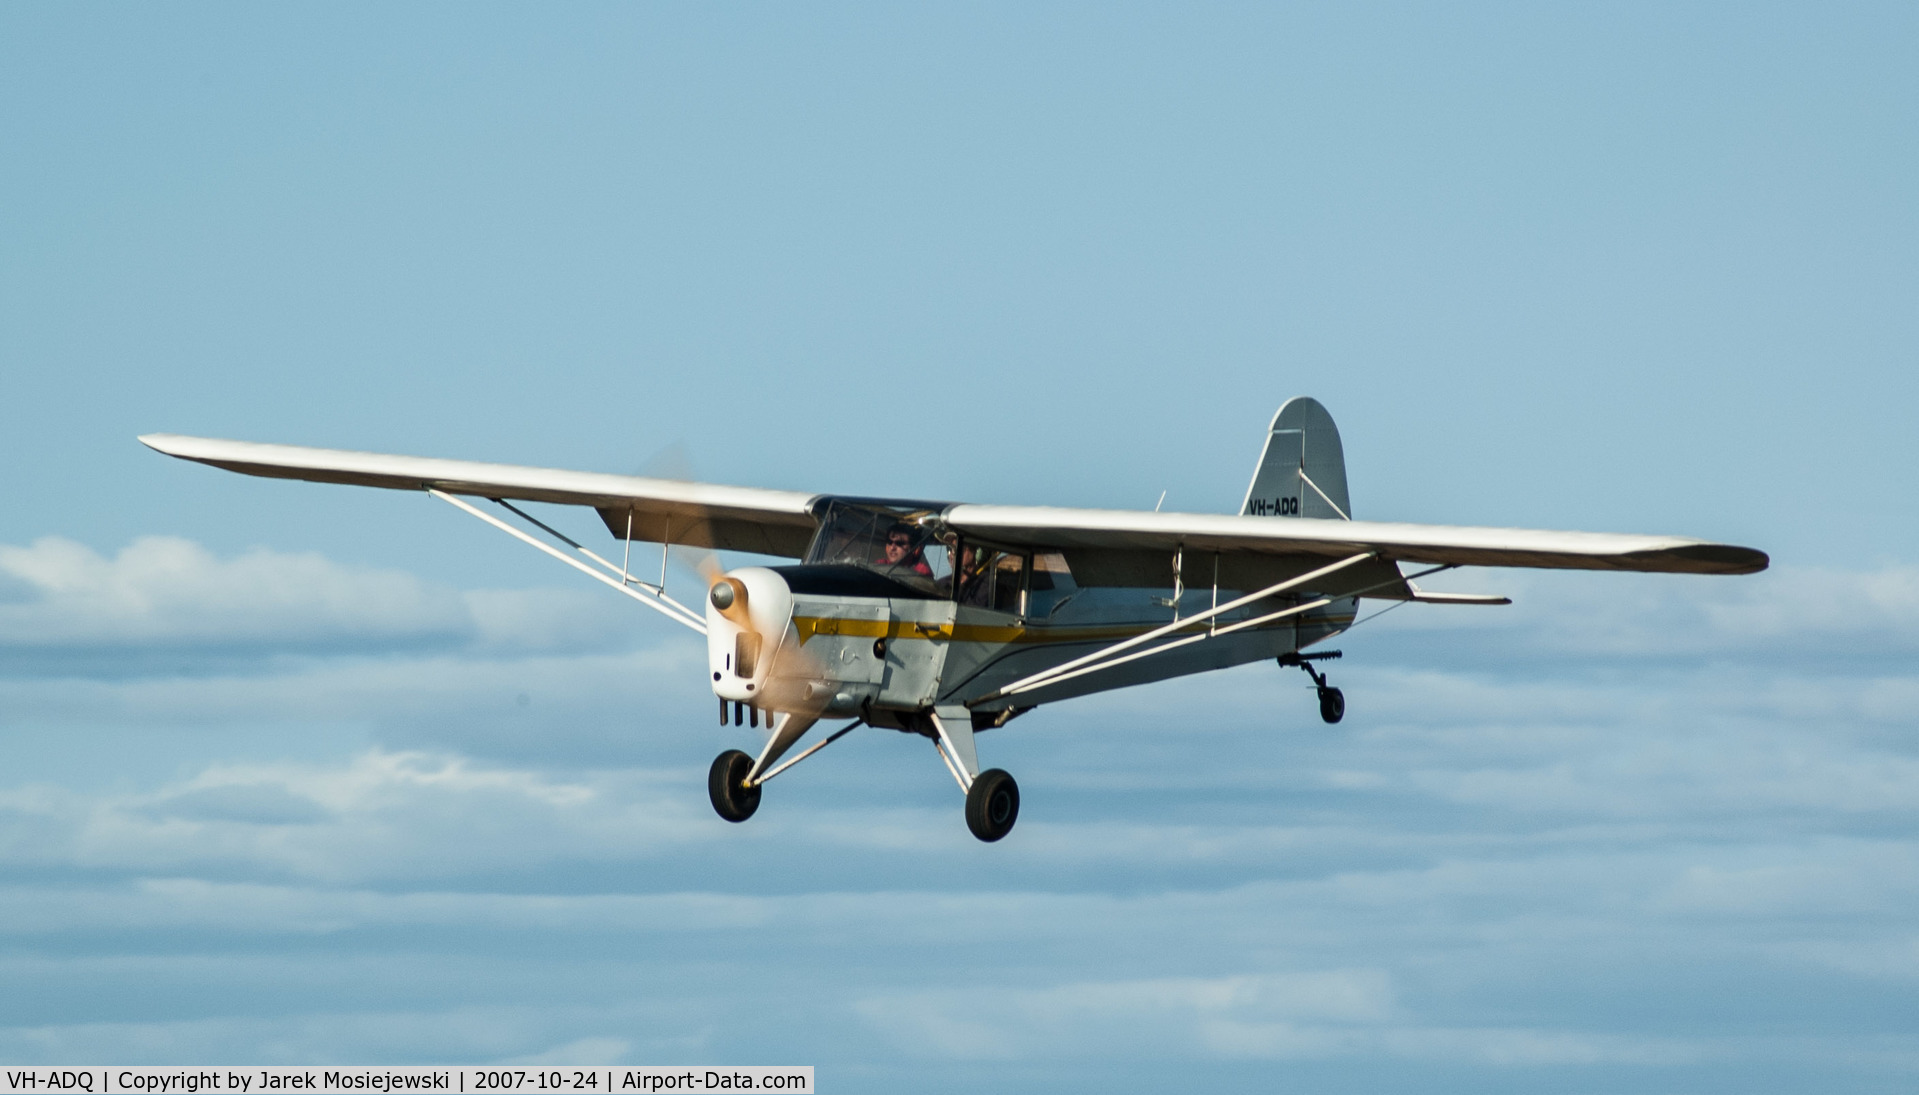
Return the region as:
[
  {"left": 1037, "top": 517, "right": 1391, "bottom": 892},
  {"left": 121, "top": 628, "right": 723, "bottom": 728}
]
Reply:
[{"left": 1279, "top": 650, "right": 1344, "bottom": 724}]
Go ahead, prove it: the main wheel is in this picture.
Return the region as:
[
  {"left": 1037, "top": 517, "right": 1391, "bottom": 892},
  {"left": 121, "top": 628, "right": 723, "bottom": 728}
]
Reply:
[
  {"left": 1318, "top": 686, "right": 1345, "bottom": 724},
  {"left": 965, "top": 768, "right": 1020, "bottom": 842},
  {"left": 708, "top": 749, "right": 761, "bottom": 822}
]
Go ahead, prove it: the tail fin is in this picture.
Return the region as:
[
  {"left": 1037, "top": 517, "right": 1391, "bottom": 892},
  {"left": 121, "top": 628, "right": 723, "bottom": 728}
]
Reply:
[{"left": 1240, "top": 397, "right": 1350, "bottom": 520}]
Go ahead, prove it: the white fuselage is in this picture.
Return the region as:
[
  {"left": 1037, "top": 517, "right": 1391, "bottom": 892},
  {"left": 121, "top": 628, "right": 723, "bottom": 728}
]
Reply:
[{"left": 707, "top": 565, "right": 1354, "bottom": 726}]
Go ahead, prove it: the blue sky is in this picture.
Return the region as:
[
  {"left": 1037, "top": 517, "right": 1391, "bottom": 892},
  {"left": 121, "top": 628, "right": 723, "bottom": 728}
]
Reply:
[{"left": 2, "top": 3, "right": 1916, "bottom": 1090}]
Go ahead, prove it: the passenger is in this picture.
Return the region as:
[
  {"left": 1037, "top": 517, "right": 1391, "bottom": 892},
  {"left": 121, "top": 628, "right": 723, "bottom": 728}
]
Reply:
[
  {"left": 877, "top": 524, "right": 933, "bottom": 579},
  {"left": 955, "top": 546, "right": 992, "bottom": 606}
]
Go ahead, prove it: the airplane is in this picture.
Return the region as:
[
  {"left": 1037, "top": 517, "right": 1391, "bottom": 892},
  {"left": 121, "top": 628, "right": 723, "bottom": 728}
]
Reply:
[{"left": 141, "top": 397, "right": 1766, "bottom": 842}]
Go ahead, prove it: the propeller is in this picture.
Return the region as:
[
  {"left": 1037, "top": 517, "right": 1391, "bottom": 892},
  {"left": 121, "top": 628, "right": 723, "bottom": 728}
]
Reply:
[
  {"left": 634, "top": 440, "right": 726, "bottom": 587},
  {"left": 635, "top": 442, "right": 830, "bottom": 719}
]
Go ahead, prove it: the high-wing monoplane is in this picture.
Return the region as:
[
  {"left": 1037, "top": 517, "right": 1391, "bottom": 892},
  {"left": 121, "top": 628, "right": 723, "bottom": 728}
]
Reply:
[{"left": 142, "top": 398, "right": 1765, "bottom": 841}]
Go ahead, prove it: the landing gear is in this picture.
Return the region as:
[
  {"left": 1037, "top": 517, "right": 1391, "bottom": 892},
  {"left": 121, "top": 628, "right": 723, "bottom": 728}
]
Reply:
[
  {"left": 965, "top": 768, "right": 1020, "bottom": 842},
  {"left": 707, "top": 749, "right": 761, "bottom": 822},
  {"left": 926, "top": 706, "right": 1019, "bottom": 843},
  {"left": 1318, "top": 686, "right": 1345, "bottom": 724},
  {"left": 1279, "top": 650, "right": 1345, "bottom": 724}
]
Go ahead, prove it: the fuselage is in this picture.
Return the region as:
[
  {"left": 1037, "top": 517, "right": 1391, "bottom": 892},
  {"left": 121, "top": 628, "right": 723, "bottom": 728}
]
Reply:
[{"left": 706, "top": 498, "right": 1354, "bottom": 731}]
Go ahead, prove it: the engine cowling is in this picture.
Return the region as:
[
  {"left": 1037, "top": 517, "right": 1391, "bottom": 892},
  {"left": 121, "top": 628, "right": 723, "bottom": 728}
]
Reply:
[
  {"left": 706, "top": 566, "right": 794, "bottom": 704},
  {"left": 706, "top": 567, "right": 889, "bottom": 718}
]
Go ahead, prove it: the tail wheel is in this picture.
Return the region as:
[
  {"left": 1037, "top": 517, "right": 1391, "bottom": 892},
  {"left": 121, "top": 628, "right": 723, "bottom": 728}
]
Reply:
[
  {"left": 1318, "top": 687, "right": 1345, "bottom": 724},
  {"left": 708, "top": 749, "right": 761, "bottom": 822},
  {"left": 965, "top": 768, "right": 1020, "bottom": 842}
]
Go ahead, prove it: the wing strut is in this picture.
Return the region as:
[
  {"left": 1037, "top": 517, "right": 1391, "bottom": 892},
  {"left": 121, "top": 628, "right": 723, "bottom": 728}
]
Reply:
[
  {"left": 988, "top": 552, "right": 1376, "bottom": 699},
  {"left": 429, "top": 489, "right": 708, "bottom": 634},
  {"left": 990, "top": 557, "right": 1457, "bottom": 701}
]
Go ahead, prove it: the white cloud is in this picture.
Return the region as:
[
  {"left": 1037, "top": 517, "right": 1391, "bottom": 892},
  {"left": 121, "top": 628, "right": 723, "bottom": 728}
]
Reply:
[
  {"left": 856, "top": 971, "right": 1392, "bottom": 1060},
  {"left": 855, "top": 972, "right": 1733, "bottom": 1065},
  {"left": 1375, "top": 1026, "right": 1706, "bottom": 1066},
  {"left": 2, "top": 541, "right": 1918, "bottom": 1081},
  {"left": 0, "top": 1004, "right": 703, "bottom": 1068},
  {"left": 0, "top": 536, "right": 643, "bottom": 660},
  {"left": 498, "top": 1037, "right": 634, "bottom": 1065},
  {"left": 0, "top": 536, "right": 469, "bottom": 648},
  {"left": 0, "top": 645, "right": 702, "bottom": 736},
  {"left": 1375, "top": 564, "right": 1919, "bottom": 662},
  {"left": 0, "top": 748, "right": 714, "bottom": 885}
]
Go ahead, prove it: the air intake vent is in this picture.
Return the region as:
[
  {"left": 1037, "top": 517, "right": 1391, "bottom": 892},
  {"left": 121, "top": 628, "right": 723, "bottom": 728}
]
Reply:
[{"left": 735, "top": 632, "right": 762, "bottom": 678}]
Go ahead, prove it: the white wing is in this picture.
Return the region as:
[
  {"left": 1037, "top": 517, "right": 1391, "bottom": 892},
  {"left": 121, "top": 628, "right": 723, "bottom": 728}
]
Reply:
[
  {"left": 142, "top": 435, "right": 1767, "bottom": 575},
  {"left": 942, "top": 504, "right": 1766, "bottom": 575},
  {"left": 139, "top": 434, "right": 820, "bottom": 557}
]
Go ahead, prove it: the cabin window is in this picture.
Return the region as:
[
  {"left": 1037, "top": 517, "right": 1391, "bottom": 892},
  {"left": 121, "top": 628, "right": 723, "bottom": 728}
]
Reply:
[
  {"left": 956, "top": 548, "right": 1026, "bottom": 612},
  {"left": 953, "top": 550, "right": 1074, "bottom": 616},
  {"left": 1027, "top": 552, "right": 1079, "bottom": 617},
  {"left": 804, "top": 501, "right": 953, "bottom": 594}
]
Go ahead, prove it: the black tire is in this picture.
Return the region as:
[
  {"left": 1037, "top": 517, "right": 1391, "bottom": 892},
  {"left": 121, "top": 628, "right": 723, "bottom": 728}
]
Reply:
[
  {"left": 1318, "top": 686, "right": 1345, "bottom": 725},
  {"left": 965, "top": 768, "right": 1020, "bottom": 842},
  {"left": 708, "top": 749, "right": 761, "bottom": 822}
]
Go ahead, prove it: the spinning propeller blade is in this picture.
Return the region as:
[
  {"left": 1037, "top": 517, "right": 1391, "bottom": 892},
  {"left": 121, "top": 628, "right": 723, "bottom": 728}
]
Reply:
[{"left": 635, "top": 440, "right": 727, "bottom": 585}]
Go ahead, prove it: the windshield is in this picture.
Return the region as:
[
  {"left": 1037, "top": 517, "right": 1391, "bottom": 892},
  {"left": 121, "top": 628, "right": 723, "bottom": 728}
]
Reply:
[{"left": 804, "top": 501, "right": 953, "bottom": 595}]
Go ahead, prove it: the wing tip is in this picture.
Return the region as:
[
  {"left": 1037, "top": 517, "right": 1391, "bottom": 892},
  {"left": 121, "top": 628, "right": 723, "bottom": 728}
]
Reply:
[
  {"left": 140, "top": 433, "right": 250, "bottom": 464},
  {"left": 1632, "top": 542, "right": 1770, "bottom": 575},
  {"left": 138, "top": 432, "right": 191, "bottom": 455}
]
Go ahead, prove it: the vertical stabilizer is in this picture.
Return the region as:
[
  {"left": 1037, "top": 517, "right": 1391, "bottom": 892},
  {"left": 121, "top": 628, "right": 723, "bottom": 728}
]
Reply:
[{"left": 1240, "top": 397, "right": 1350, "bottom": 520}]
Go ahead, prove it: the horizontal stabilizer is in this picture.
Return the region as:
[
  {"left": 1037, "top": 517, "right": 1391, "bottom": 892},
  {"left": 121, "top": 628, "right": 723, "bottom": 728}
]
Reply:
[{"left": 1408, "top": 589, "right": 1512, "bottom": 605}]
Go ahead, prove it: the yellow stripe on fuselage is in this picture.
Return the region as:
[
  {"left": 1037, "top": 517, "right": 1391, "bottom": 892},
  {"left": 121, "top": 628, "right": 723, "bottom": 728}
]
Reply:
[{"left": 792, "top": 614, "right": 1357, "bottom": 646}]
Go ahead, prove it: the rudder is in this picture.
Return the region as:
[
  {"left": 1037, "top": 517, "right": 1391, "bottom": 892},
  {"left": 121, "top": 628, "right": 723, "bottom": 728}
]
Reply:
[{"left": 1240, "top": 397, "right": 1350, "bottom": 520}]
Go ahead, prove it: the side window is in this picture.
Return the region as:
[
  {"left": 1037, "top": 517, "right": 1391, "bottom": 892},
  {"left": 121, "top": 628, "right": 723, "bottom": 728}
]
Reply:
[
  {"left": 955, "top": 547, "right": 1025, "bottom": 613},
  {"left": 990, "top": 552, "right": 1025, "bottom": 613},
  {"left": 1027, "top": 552, "right": 1078, "bottom": 617}
]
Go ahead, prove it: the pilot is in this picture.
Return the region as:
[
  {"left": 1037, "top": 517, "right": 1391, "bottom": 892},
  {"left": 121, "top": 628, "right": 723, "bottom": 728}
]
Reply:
[{"left": 879, "top": 524, "right": 933, "bottom": 579}]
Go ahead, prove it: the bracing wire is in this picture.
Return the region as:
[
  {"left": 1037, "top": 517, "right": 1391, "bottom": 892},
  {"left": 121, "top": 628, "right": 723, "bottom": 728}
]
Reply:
[{"left": 1345, "top": 597, "right": 1413, "bottom": 632}]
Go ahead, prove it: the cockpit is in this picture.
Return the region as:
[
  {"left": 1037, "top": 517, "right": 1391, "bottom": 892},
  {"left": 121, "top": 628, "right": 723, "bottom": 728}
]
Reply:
[
  {"left": 803, "top": 500, "right": 954, "bottom": 595},
  {"left": 801, "top": 499, "right": 1077, "bottom": 616}
]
